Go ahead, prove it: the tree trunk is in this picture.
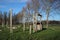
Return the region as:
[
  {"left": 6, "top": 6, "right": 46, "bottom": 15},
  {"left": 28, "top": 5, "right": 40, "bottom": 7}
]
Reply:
[
  {"left": 33, "top": 12, "right": 37, "bottom": 33},
  {"left": 36, "top": 12, "right": 37, "bottom": 31},
  {"left": 46, "top": 9, "right": 49, "bottom": 28},
  {"left": 2, "top": 15, "right": 4, "bottom": 27},
  {"left": 10, "top": 9, "right": 13, "bottom": 33},
  {"left": 46, "top": 14, "right": 48, "bottom": 28},
  {"left": 23, "top": 13, "right": 25, "bottom": 32},
  {"left": 33, "top": 12, "right": 35, "bottom": 33}
]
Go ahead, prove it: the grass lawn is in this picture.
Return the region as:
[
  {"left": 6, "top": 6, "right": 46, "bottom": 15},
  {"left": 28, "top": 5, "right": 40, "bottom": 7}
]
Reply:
[{"left": 0, "top": 24, "right": 60, "bottom": 40}]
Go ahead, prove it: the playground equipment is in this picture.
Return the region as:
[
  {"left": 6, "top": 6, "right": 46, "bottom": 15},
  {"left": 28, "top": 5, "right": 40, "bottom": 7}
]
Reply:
[{"left": 33, "top": 12, "right": 42, "bottom": 33}]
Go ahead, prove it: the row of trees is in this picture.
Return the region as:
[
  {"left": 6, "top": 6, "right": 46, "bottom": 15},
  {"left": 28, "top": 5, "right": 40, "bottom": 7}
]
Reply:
[
  {"left": 18, "top": 0, "right": 60, "bottom": 32},
  {"left": 0, "top": 11, "right": 17, "bottom": 25},
  {"left": 0, "top": 0, "right": 60, "bottom": 27},
  {"left": 0, "top": 0, "right": 60, "bottom": 33}
]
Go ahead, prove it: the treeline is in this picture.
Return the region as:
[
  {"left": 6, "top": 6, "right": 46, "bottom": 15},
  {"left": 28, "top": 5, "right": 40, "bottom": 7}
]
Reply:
[
  {"left": 42, "top": 21, "right": 60, "bottom": 24},
  {"left": 0, "top": 11, "right": 17, "bottom": 25},
  {"left": 0, "top": 11, "right": 32, "bottom": 25}
]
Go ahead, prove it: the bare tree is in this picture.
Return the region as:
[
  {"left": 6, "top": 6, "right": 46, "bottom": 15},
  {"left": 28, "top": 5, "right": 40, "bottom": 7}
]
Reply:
[
  {"left": 27, "top": 2, "right": 32, "bottom": 34},
  {"left": 0, "top": 11, "right": 4, "bottom": 27},
  {"left": 0, "top": 11, "right": 3, "bottom": 26},
  {"left": 22, "top": 7, "right": 27, "bottom": 32},
  {"left": 17, "top": 12, "right": 23, "bottom": 24},
  {"left": 27, "top": 2, "right": 30, "bottom": 26},
  {"left": 31, "top": 0, "right": 40, "bottom": 32},
  {"left": 41, "top": 0, "right": 60, "bottom": 28},
  {"left": 4, "top": 12, "right": 7, "bottom": 27}
]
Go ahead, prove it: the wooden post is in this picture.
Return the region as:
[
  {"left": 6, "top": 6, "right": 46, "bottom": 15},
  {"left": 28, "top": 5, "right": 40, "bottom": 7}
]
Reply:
[
  {"left": 29, "top": 25, "right": 31, "bottom": 34},
  {"left": 9, "top": 9, "right": 13, "bottom": 33}
]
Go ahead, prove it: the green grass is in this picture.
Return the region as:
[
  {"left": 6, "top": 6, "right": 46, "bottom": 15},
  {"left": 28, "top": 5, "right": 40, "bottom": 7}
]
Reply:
[{"left": 0, "top": 24, "right": 60, "bottom": 40}]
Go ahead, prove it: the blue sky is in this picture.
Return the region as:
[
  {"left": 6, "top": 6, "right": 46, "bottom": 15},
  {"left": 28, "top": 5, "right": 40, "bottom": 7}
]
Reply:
[
  {"left": 0, "top": 0, "right": 60, "bottom": 21},
  {"left": 0, "top": 0, "right": 28, "bottom": 13}
]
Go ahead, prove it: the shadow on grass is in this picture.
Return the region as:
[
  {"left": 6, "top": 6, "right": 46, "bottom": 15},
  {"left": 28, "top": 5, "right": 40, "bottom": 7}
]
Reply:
[
  {"left": 42, "top": 28, "right": 47, "bottom": 30},
  {"left": 37, "top": 28, "right": 47, "bottom": 32}
]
